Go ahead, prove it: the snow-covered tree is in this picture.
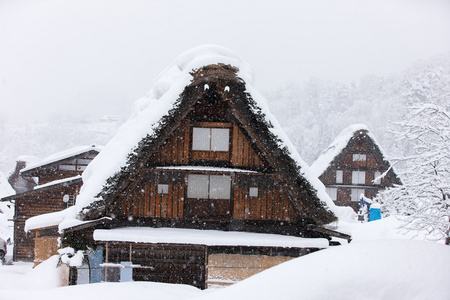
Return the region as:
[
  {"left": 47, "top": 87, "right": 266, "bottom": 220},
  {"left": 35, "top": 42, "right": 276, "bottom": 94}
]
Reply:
[{"left": 378, "top": 104, "right": 450, "bottom": 243}]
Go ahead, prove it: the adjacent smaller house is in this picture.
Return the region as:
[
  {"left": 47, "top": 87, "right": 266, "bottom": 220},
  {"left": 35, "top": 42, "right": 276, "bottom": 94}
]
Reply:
[
  {"left": 0, "top": 145, "right": 102, "bottom": 263},
  {"left": 311, "top": 125, "right": 401, "bottom": 212}
]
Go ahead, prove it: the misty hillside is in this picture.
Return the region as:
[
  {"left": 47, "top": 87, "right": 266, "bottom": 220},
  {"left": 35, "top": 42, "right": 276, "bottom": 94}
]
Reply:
[{"left": 0, "top": 53, "right": 449, "bottom": 176}]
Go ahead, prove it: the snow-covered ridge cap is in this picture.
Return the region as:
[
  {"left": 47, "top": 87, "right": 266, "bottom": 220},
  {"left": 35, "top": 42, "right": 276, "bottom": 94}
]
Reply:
[
  {"left": 311, "top": 124, "right": 378, "bottom": 177},
  {"left": 21, "top": 145, "right": 103, "bottom": 173},
  {"left": 72, "top": 45, "right": 253, "bottom": 216}
]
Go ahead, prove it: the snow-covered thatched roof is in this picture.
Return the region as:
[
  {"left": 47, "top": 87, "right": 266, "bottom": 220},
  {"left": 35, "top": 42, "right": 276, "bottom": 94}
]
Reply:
[
  {"left": 310, "top": 124, "right": 386, "bottom": 178},
  {"left": 59, "top": 45, "right": 354, "bottom": 230}
]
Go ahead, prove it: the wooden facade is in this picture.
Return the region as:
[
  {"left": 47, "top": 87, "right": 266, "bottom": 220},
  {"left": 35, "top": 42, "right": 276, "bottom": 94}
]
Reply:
[
  {"left": 314, "top": 128, "right": 401, "bottom": 212},
  {"left": 0, "top": 147, "right": 100, "bottom": 262},
  {"left": 64, "top": 64, "right": 345, "bottom": 288}
]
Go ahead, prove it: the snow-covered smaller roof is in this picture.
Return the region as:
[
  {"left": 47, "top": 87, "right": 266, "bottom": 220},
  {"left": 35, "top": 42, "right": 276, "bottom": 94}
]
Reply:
[
  {"left": 25, "top": 209, "right": 68, "bottom": 232},
  {"left": 93, "top": 227, "right": 329, "bottom": 248},
  {"left": 34, "top": 175, "right": 82, "bottom": 191},
  {"left": 311, "top": 124, "right": 384, "bottom": 177},
  {"left": 21, "top": 145, "right": 103, "bottom": 173}
]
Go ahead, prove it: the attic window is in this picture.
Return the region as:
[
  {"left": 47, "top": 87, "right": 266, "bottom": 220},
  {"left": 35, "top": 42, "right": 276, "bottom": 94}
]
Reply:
[
  {"left": 157, "top": 184, "right": 169, "bottom": 194},
  {"left": 353, "top": 154, "right": 366, "bottom": 161},
  {"left": 192, "top": 127, "right": 229, "bottom": 151}
]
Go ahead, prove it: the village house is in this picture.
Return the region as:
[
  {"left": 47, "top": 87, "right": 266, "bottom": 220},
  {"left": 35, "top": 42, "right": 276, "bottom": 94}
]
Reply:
[
  {"left": 310, "top": 124, "right": 401, "bottom": 212},
  {"left": 0, "top": 145, "right": 102, "bottom": 263},
  {"left": 30, "top": 46, "right": 354, "bottom": 289}
]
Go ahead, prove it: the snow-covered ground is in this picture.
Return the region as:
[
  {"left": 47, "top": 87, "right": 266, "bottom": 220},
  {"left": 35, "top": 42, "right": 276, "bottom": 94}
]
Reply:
[{"left": 1, "top": 217, "right": 449, "bottom": 300}]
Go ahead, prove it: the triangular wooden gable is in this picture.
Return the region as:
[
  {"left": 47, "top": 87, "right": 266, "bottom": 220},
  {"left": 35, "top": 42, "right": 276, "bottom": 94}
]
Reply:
[
  {"left": 83, "top": 64, "right": 336, "bottom": 226},
  {"left": 322, "top": 130, "right": 399, "bottom": 184}
]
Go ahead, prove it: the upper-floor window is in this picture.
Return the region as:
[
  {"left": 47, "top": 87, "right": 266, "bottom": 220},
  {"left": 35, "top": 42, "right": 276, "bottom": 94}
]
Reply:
[
  {"left": 373, "top": 171, "right": 381, "bottom": 185},
  {"left": 192, "top": 127, "right": 229, "bottom": 151},
  {"left": 352, "top": 171, "right": 366, "bottom": 185},
  {"left": 336, "top": 170, "right": 343, "bottom": 184},
  {"left": 353, "top": 154, "right": 366, "bottom": 161}
]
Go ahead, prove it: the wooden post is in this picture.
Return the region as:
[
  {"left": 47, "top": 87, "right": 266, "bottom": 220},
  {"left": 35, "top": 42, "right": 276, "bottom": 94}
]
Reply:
[{"left": 105, "top": 242, "right": 109, "bottom": 282}]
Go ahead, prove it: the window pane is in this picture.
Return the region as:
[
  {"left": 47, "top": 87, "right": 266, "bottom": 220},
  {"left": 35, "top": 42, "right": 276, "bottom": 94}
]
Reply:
[
  {"left": 326, "top": 188, "right": 337, "bottom": 201},
  {"left": 352, "top": 171, "right": 365, "bottom": 184},
  {"left": 336, "top": 170, "right": 343, "bottom": 184},
  {"left": 192, "top": 128, "right": 210, "bottom": 151},
  {"left": 249, "top": 187, "right": 258, "bottom": 197},
  {"left": 211, "top": 128, "right": 229, "bottom": 151},
  {"left": 157, "top": 184, "right": 169, "bottom": 194},
  {"left": 187, "top": 175, "right": 209, "bottom": 199},
  {"left": 351, "top": 188, "right": 365, "bottom": 202},
  {"left": 209, "top": 175, "right": 231, "bottom": 199},
  {"left": 374, "top": 171, "right": 381, "bottom": 184},
  {"left": 353, "top": 154, "right": 366, "bottom": 161}
]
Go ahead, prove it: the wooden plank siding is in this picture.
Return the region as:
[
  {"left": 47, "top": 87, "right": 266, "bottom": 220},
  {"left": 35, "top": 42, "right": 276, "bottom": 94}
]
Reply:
[
  {"left": 13, "top": 184, "right": 80, "bottom": 261},
  {"left": 117, "top": 171, "right": 296, "bottom": 223},
  {"left": 231, "top": 123, "right": 264, "bottom": 168}
]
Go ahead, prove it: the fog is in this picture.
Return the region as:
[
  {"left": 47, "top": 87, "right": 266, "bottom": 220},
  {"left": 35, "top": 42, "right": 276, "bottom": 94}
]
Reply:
[{"left": 1, "top": 0, "right": 449, "bottom": 124}]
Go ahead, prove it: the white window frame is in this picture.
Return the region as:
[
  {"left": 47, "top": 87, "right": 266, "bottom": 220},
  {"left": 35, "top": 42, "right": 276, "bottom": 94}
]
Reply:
[
  {"left": 336, "top": 170, "right": 343, "bottom": 184},
  {"left": 353, "top": 154, "right": 367, "bottom": 161},
  {"left": 352, "top": 171, "right": 366, "bottom": 185},
  {"left": 326, "top": 187, "right": 337, "bottom": 201},
  {"left": 373, "top": 171, "right": 381, "bottom": 185},
  {"left": 351, "top": 188, "right": 365, "bottom": 202},
  {"left": 187, "top": 174, "right": 231, "bottom": 199},
  {"left": 157, "top": 184, "right": 169, "bottom": 194},
  {"left": 249, "top": 187, "right": 259, "bottom": 197},
  {"left": 192, "top": 127, "right": 229, "bottom": 152}
]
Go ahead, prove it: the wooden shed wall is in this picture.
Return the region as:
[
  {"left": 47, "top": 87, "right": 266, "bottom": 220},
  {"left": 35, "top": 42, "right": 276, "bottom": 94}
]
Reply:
[{"left": 13, "top": 184, "right": 80, "bottom": 261}]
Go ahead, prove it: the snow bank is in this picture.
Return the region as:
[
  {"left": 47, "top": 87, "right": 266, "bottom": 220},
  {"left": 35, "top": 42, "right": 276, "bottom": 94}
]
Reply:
[
  {"left": 201, "top": 239, "right": 450, "bottom": 300},
  {"left": 63, "top": 45, "right": 352, "bottom": 227},
  {"left": 0, "top": 171, "right": 14, "bottom": 198},
  {"left": 93, "top": 227, "right": 329, "bottom": 248},
  {"left": 2, "top": 239, "right": 448, "bottom": 300}
]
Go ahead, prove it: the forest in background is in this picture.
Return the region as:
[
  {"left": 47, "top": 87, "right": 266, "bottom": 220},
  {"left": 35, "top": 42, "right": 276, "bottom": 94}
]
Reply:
[{"left": 0, "top": 53, "right": 449, "bottom": 176}]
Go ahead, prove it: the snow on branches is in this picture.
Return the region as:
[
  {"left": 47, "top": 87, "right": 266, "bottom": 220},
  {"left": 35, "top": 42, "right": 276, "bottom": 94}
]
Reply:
[{"left": 378, "top": 104, "right": 450, "bottom": 243}]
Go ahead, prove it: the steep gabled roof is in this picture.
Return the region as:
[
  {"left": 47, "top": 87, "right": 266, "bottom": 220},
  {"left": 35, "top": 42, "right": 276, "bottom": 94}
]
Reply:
[
  {"left": 63, "top": 45, "right": 352, "bottom": 227},
  {"left": 310, "top": 124, "right": 390, "bottom": 178}
]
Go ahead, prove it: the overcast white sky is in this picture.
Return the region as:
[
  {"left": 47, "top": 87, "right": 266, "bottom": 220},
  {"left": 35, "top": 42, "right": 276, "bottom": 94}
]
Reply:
[{"left": 1, "top": 0, "right": 449, "bottom": 124}]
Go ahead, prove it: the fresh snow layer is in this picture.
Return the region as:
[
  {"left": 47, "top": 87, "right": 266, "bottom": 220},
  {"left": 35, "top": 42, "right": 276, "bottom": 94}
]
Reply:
[
  {"left": 65, "top": 44, "right": 353, "bottom": 228},
  {"left": 93, "top": 227, "right": 329, "bottom": 248},
  {"left": 25, "top": 209, "right": 68, "bottom": 232},
  {"left": 155, "top": 166, "right": 257, "bottom": 173},
  {"left": 21, "top": 145, "right": 103, "bottom": 173},
  {"left": 0, "top": 171, "right": 15, "bottom": 198},
  {"left": 2, "top": 240, "right": 449, "bottom": 300},
  {"left": 33, "top": 175, "right": 82, "bottom": 191},
  {"left": 311, "top": 123, "right": 382, "bottom": 177}
]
